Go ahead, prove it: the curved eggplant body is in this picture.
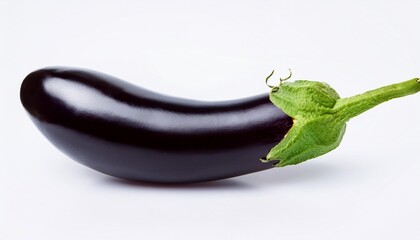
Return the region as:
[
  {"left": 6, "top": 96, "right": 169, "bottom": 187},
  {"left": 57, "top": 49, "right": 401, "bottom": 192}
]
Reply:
[{"left": 20, "top": 68, "right": 293, "bottom": 183}]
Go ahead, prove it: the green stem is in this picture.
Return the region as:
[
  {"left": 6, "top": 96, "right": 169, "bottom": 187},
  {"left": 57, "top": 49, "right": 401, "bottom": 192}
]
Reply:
[
  {"left": 266, "top": 77, "right": 420, "bottom": 167},
  {"left": 334, "top": 78, "right": 420, "bottom": 121}
]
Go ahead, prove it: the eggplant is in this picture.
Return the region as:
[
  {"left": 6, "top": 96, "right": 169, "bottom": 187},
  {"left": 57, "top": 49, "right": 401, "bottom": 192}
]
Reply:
[
  {"left": 20, "top": 67, "right": 293, "bottom": 183},
  {"left": 20, "top": 67, "right": 420, "bottom": 183}
]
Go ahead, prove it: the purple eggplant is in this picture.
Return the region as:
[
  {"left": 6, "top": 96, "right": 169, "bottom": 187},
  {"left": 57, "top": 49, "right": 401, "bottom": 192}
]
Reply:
[{"left": 20, "top": 67, "right": 293, "bottom": 183}]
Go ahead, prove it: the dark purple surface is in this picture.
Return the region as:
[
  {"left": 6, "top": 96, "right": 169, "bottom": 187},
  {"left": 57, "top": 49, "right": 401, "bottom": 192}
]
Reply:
[{"left": 20, "top": 67, "right": 293, "bottom": 183}]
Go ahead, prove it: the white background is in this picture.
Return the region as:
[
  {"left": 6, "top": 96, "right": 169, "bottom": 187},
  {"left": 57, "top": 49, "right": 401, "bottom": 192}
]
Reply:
[{"left": 1, "top": 1, "right": 419, "bottom": 239}]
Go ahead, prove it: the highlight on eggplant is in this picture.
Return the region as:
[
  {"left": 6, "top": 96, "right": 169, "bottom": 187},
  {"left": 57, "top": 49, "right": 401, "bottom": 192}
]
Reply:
[{"left": 20, "top": 67, "right": 420, "bottom": 183}]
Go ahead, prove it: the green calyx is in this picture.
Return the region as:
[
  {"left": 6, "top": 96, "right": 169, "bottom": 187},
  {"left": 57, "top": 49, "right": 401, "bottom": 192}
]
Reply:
[{"left": 263, "top": 71, "right": 420, "bottom": 167}]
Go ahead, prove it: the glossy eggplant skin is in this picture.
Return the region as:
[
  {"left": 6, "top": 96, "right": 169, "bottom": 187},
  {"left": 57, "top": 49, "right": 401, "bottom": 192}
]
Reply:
[{"left": 20, "top": 67, "right": 293, "bottom": 183}]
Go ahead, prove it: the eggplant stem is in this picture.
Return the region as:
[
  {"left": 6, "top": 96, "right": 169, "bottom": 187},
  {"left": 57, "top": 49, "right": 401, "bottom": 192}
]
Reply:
[
  {"left": 265, "top": 77, "right": 420, "bottom": 167},
  {"left": 334, "top": 78, "right": 420, "bottom": 121}
]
